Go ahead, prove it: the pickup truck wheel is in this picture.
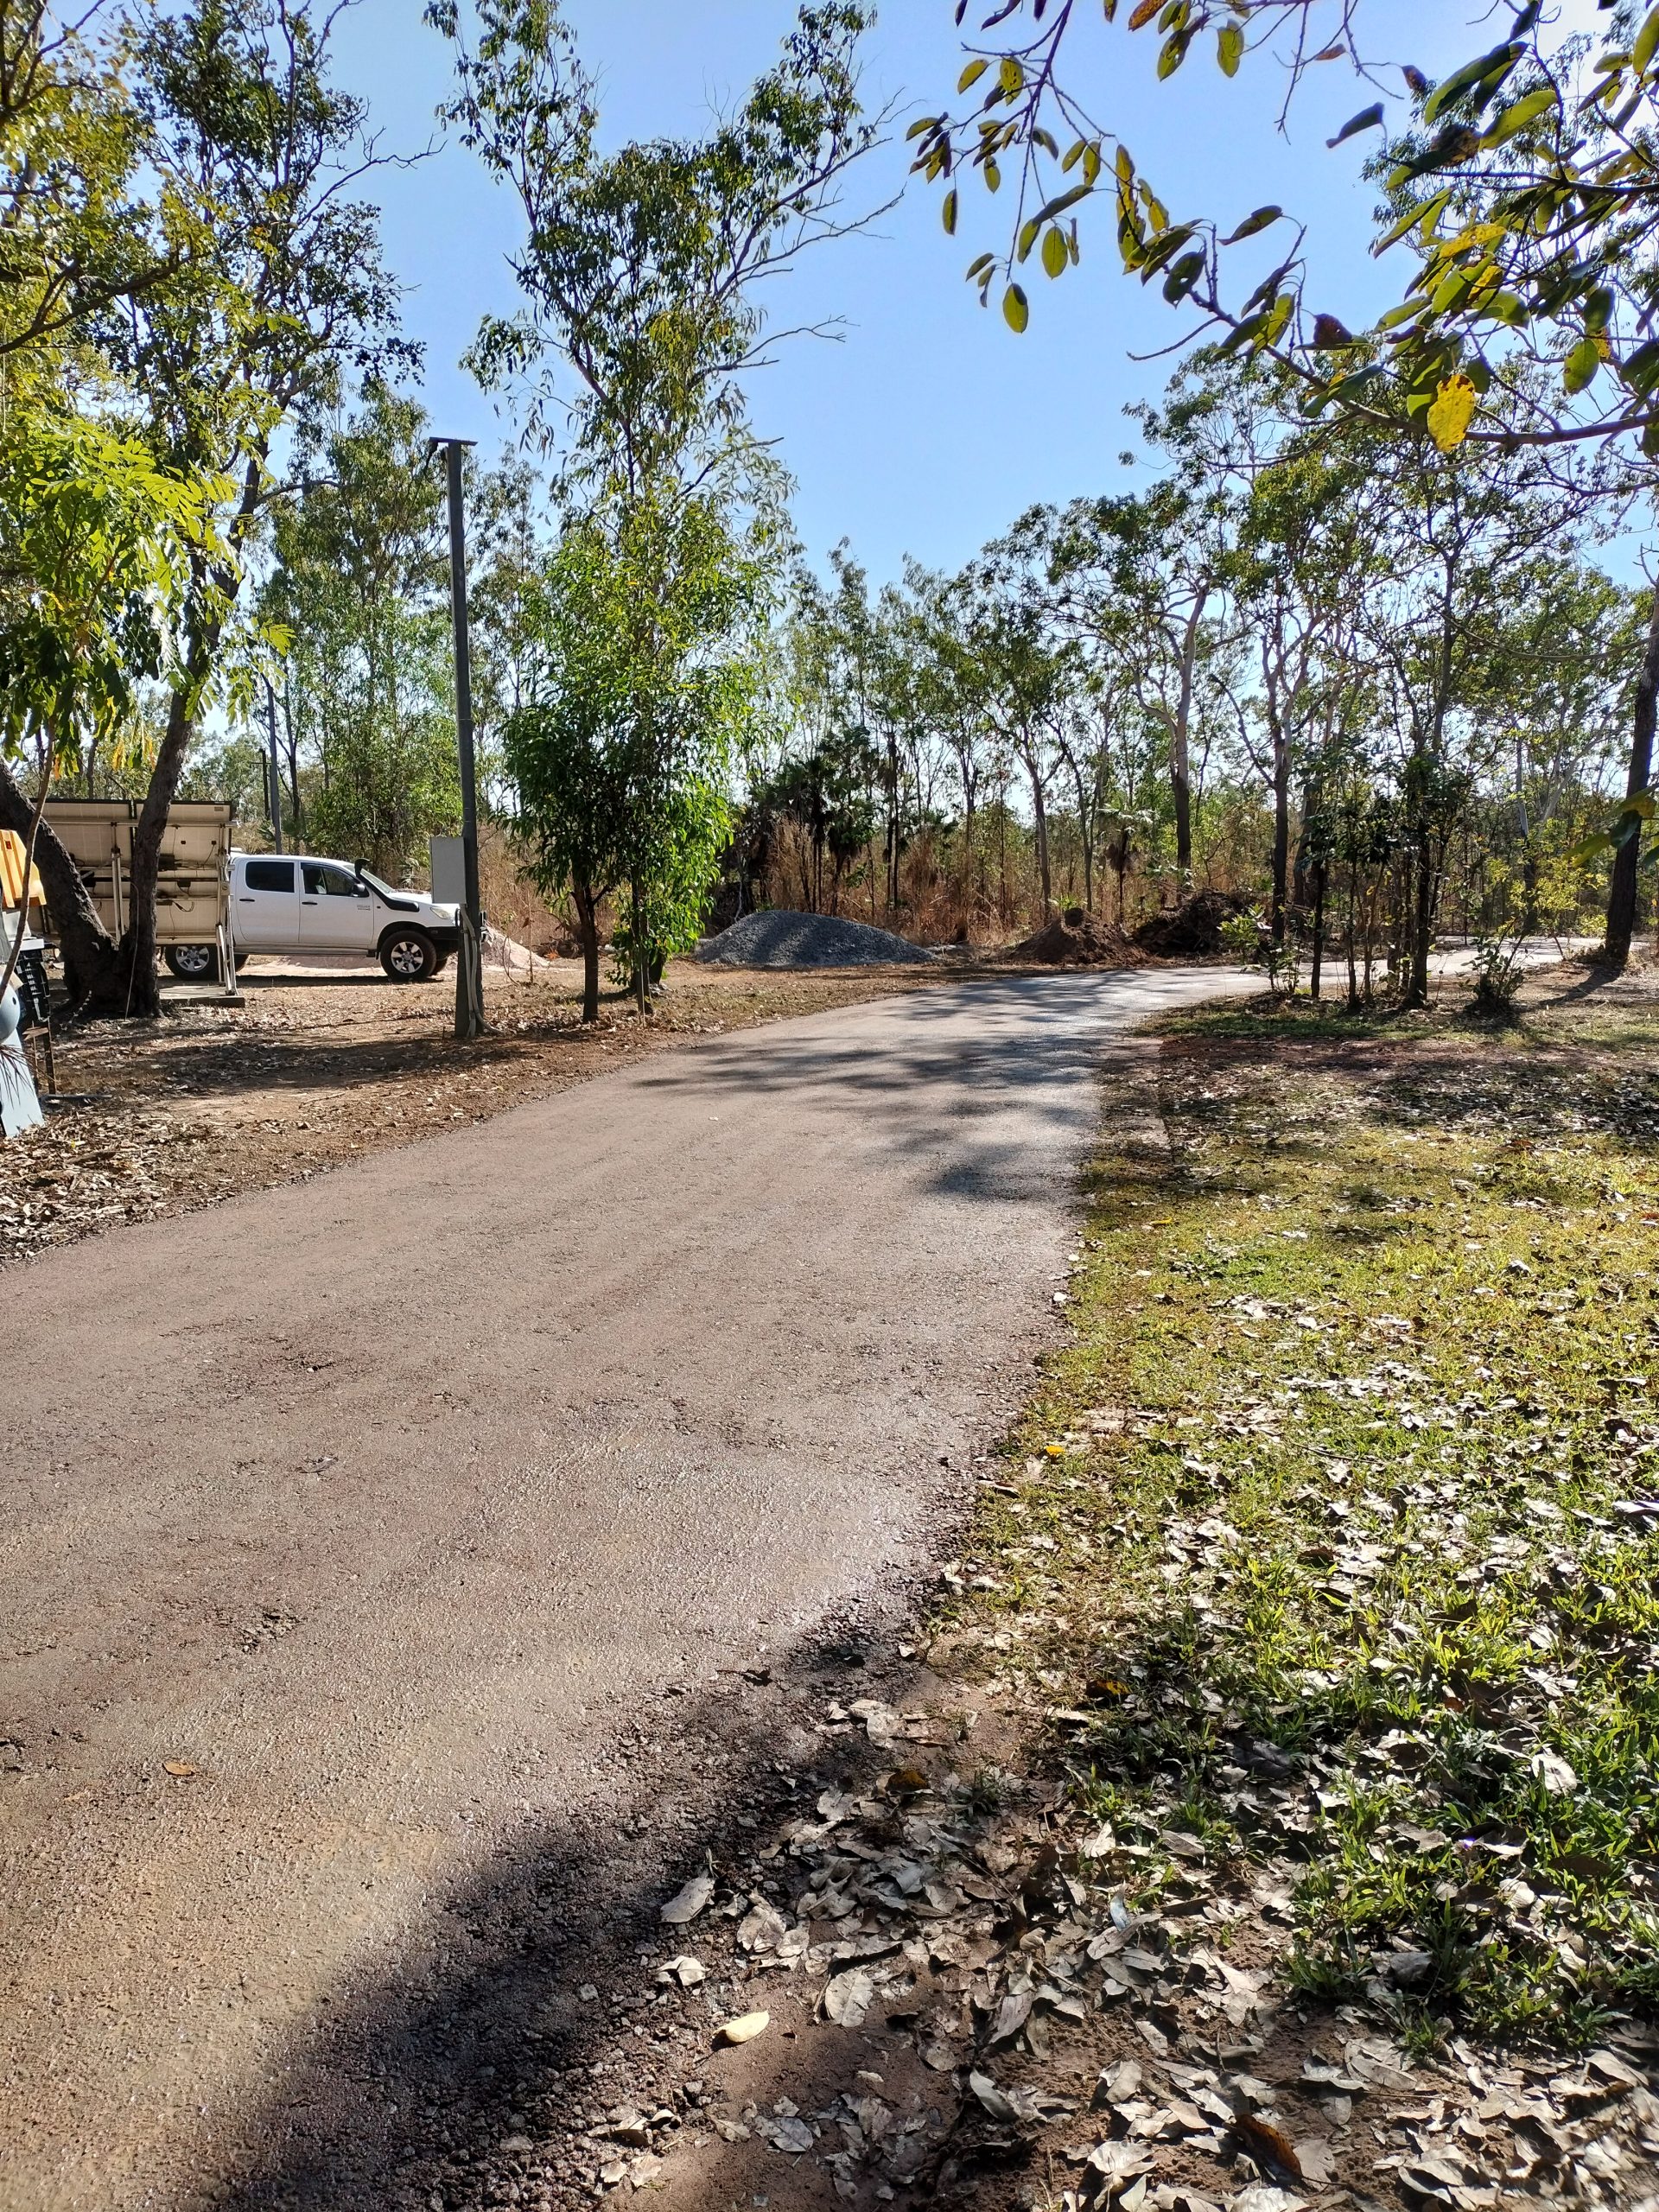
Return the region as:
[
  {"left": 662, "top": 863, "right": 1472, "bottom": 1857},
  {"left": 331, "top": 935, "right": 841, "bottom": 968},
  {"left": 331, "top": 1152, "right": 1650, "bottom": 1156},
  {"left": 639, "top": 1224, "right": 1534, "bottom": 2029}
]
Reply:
[
  {"left": 164, "top": 944, "right": 217, "bottom": 981},
  {"left": 379, "top": 927, "right": 438, "bottom": 982}
]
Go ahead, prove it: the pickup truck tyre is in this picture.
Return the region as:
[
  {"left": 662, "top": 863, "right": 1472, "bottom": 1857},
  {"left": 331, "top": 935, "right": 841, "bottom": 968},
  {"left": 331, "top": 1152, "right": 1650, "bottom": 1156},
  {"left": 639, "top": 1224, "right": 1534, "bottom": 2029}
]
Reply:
[
  {"left": 379, "top": 926, "right": 438, "bottom": 982},
  {"left": 164, "top": 944, "right": 218, "bottom": 981}
]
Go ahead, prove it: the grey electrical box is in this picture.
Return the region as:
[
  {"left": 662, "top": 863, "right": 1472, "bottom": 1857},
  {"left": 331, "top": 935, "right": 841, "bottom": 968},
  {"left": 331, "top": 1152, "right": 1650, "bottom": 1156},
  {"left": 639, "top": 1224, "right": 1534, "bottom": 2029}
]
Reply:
[{"left": 429, "top": 835, "right": 466, "bottom": 908}]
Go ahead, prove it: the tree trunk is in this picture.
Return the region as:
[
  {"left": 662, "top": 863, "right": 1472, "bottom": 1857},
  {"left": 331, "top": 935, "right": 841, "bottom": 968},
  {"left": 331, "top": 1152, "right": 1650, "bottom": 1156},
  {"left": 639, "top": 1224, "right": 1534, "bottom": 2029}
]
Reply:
[
  {"left": 631, "top": 879, "right": 648, "bottom": 1014},
  {"left": 1310, "top": 859, "right": 1326, "bottom": 1002},
  {"left": 1605, "top": 576, "right": 1659, "bottom": 969},
  {"left": 0, "top": 755, "right": 123, "bottom": 1009},
  {"left": 1028, "top": 753, "right": 1052, "bottom": 914},
  {"left": 574, "top": 877, "right": 601, "bottom": 1023},
  {"left": 1270, "top": 722, "right": 1291, "bottom": 944},
  {"left": 1405, "top": 842, "right": 1434, "bottom": 1009},
  {"left": 1171, "top": 745, "right": 1192, "bottom": 882},
  {"left": 1170, "top": 588, "right": 1208, "bottom": 880},
  {"left": 885, "top": 733, "right": 899, "bottom": 918},
  {"left": 120, "top": 683, "right": 197, "bottom": 1017}
]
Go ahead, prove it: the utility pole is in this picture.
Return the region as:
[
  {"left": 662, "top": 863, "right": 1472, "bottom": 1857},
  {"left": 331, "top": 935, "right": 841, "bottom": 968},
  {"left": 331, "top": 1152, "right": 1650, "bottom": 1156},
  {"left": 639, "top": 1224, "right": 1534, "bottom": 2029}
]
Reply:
[
  {"left": 263, "top": 677, "right": 284, "bottom": 854},
  {"left": 430, "top": 435, "right": 484, "bottom": 1038}
]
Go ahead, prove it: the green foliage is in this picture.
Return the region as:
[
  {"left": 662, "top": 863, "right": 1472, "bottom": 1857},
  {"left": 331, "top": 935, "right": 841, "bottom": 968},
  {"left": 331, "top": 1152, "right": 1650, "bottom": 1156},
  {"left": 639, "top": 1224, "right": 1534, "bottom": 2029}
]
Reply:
[
  {"left": 261, "top": 387, "right": 461, "bottom": 875},
  {"left": 506, "top": 496, "right": 763, "bottom": 1001},
  {"left": 429, "top": 0, "right": 874, "bottom": 493},
  {"left": 0, "top": 410, "right": 219, "bottom": 766},
  {"left": 919, "top": 2, "right": 1659, "bottom": 459}
]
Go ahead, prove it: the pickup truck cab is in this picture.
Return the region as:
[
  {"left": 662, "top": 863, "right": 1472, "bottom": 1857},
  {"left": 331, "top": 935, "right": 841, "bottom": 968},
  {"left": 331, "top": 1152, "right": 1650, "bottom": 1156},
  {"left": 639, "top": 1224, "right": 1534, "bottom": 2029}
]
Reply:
[{"left": 165, "top": 853, "right": 463, "bottom": 983}]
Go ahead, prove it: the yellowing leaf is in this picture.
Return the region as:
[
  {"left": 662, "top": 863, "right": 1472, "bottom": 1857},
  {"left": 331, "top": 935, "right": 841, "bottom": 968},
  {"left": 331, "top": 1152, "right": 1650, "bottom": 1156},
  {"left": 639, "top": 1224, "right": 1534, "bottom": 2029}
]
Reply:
[
  {"left": 715, "top": 2010, "right": 770, "bottom": 2047},
  {"left": 1042, "top": 226, "right": 1068, "bottom": 278},
  {"left": 1217, "top": 23, "right": 1243, "bottom": 76},
  {"left": 957, "top": 57, "right": 989, "bottom": 93},
  {"left": 1426, "top": 372, "right": 1478, "bottom": 452},
  {"left": 942, "top": 188, "right": 957, "bottom": 235},
  {"left": 1002, "top": 283, "right": 1030, "bottom": 334}
]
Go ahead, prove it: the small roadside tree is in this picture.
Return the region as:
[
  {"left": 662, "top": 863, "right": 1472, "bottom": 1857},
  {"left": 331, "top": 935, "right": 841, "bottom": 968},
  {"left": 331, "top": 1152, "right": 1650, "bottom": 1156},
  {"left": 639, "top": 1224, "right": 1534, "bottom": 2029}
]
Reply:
[{"left": 506, "top": 499, "right": 763, "bottom": 1021}]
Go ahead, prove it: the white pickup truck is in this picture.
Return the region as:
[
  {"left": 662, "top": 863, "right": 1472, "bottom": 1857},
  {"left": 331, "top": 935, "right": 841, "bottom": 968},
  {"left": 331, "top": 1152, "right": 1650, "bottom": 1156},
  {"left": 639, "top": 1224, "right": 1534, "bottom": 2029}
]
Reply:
[{"left": 165, "top": 853, "right": 463, "bottom": 983}]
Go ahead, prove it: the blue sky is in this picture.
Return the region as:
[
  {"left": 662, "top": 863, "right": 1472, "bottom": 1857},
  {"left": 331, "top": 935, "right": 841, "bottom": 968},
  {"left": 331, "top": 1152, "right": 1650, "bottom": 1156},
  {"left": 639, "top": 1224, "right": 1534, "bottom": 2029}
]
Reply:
[{"left": 332, "top": 0, "right": 1609, "bottom": 584}]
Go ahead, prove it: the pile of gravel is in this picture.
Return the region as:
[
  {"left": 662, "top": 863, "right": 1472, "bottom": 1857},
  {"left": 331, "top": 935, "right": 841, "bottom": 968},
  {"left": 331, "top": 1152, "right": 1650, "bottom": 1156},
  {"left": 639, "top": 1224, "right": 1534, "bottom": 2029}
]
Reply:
[{"left": 696, "top": 908, "right": 932, "bottom": 969}]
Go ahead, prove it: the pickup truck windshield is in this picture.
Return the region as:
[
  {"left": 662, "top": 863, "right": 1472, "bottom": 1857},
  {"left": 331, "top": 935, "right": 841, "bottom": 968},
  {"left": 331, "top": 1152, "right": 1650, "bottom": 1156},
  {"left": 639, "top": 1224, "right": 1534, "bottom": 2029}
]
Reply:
[{"left": 358, "top": 868, "right": 408, "bottom": 899}]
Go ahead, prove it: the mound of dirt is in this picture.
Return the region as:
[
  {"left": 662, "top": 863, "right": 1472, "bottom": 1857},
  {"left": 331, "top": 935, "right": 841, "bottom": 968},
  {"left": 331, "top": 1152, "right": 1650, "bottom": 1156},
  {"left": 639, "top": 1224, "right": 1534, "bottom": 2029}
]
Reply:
[
  {"left": 1011, "top": 906, "right": 1142, "bottom": 967},
  {"left": 696, "top": 908, "right": 933, "bottom": 969},
  {"left": 1132, "top": 889, "right": 1246, "bottom": 957}
]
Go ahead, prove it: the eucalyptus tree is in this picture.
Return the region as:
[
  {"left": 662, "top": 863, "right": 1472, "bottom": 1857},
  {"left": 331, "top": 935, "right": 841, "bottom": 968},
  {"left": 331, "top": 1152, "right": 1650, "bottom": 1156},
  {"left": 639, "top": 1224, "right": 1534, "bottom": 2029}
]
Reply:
[
  {"left": 915, "top": 3, "right": 1659, "bottom": 460},
  {"left": 434, "top": 0, "right": 879, "bottom": 999},
  {"left": 261, "top": 387, "right": 460, "bottom": 876},
  {"left": 913, "top": 3, "right": 1659, "bottom": 960},
  {"left": 507, "top": 499, "right": 764, "bottom": 1020},
  {"left": 907, "top": 563, "right": 995, "bottom": 909},
  {"left": 91, "top": 0, "right": 410, "bottom": 1012},
  {"left": 962, "top": 547, "right": 1080, "bottom": 917},
  {"left": 1351, "top": 423, "right": 1605, "bottom": 1001},
  {"left": 1027, "top": 471, "right": 1239, "bottom": 882},
  {"left": 1467, "top": 559, "right": 1641, "bottom": 931}
]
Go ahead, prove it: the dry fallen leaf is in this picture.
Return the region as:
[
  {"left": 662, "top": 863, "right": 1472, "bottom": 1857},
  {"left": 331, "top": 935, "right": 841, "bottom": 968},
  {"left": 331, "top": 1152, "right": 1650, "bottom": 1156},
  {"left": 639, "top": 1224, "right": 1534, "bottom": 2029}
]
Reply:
[
  {"left": 658, "top": 1872, "right": 715, "bottom": 1926},
  {"left": 823, "top": 1968, "right": 875, "bottom": 2027},
  {"left": 656, "top": 1955, "right": 705, "bottom": 1988},
  {"left": 162, "top": 1760, "right": 197, "bottom": 1777},
  {"left": 1231, "top": 2110, "right": 1304, "bottom": 2183},
  {"left": 1295, "top": 2135, "right": 1336, "bottom": 2184},
  {"left": 988, "top": 1989, "right": 1034, "bottom": 2044},
  {"left": 714, "top": 2010, "right": 770, "bottom": 2047},
  {"left": 968, "top": 2070, "right": 1017, "bottom": 2123}
]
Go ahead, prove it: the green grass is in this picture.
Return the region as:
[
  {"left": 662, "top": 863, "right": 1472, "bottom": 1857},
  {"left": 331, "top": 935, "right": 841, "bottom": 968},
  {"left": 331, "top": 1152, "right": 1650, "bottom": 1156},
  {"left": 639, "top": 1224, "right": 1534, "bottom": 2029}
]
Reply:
[{"left": 949, "top": 986, "right": 1659, "bottom": 2052}]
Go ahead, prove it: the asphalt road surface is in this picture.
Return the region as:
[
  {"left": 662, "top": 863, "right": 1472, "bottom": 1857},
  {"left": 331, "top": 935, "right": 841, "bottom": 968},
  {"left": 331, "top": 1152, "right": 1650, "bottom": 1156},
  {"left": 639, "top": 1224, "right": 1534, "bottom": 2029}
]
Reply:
[{"left": 3, "top": 967, "right": 1242, "bottom": 2209}]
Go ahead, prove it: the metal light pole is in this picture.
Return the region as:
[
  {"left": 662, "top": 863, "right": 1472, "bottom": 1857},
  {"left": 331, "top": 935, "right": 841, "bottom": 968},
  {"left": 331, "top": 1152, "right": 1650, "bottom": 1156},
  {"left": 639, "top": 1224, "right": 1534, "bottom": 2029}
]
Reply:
[
  {"left": 263, "top": 677, "right": 284, "bottom": 855},
  {"left": 430, "top": 435, "right": 484, "bottom": 1039}
]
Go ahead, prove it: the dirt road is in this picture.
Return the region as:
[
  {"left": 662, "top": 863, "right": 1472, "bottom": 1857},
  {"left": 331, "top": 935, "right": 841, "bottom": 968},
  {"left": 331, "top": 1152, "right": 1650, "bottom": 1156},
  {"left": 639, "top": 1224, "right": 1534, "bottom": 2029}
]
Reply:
[{"left": 3, "top": 968, "right": 1239, "bottom": 2210}]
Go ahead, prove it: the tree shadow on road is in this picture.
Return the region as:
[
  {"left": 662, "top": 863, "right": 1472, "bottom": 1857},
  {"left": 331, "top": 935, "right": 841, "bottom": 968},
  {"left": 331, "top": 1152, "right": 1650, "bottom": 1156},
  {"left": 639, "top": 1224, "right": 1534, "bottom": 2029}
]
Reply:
[{"left": 212, "top": 1614, "right": 940, "bottom": 2212}]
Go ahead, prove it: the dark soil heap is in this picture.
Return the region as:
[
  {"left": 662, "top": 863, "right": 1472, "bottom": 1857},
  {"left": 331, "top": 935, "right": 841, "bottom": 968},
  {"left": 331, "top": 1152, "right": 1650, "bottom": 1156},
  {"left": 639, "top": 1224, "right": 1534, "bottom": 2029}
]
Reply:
[
  {"left": 1131, "top": 888, "right": 1246, "bottom": 957},
  {"left": 1012, "top": 906, "right": 1142, "bottom": 967}
]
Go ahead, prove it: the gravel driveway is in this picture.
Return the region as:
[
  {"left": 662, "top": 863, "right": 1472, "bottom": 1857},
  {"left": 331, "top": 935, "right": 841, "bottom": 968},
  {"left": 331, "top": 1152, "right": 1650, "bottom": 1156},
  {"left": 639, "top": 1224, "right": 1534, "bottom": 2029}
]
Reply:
[{"left": 2, "top": 967, "right": 1243, "bottom": 2209}]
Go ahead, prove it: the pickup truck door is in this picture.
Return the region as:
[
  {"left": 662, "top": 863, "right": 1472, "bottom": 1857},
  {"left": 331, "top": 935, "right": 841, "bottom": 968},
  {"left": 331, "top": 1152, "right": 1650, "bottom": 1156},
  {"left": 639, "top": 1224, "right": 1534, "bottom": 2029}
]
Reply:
[
  {"left": 235, "top": 856, "right": 299, "bottom": 947},
  {"left": 300, "top": 860, "right": 376, "bottom": 951}
]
